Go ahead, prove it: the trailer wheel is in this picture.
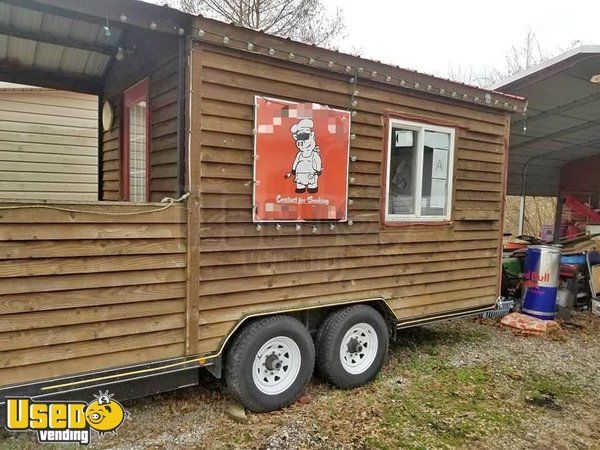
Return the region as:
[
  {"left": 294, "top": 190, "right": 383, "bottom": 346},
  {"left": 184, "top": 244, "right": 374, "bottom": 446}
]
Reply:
[
  {"left": 224, "top": 315, "right": 315, "bottom": 412},
  {"left": 316, "top": 305, "right": 389, "bottom": 389}
]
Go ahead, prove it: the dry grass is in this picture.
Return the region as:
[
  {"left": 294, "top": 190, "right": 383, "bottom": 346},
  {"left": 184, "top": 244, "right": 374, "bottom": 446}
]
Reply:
[{"left": 504, "top": 195, "right": 557, "bottom": 237}]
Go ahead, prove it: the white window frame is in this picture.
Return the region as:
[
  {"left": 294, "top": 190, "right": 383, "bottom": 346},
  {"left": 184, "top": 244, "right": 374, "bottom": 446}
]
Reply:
[{"left": 385, "top": 118, "right": 455, "bottom": 223}]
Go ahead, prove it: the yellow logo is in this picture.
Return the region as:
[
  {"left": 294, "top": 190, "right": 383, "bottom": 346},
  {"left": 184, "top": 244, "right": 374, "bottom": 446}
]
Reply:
[{"left": 5, "top": 391, "right": 129, "bottom": 445}]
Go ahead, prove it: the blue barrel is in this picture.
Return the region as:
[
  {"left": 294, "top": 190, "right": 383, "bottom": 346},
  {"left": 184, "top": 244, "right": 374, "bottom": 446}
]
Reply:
[{"left": 522, "top": 245, "right": 561, "bottom": 320}]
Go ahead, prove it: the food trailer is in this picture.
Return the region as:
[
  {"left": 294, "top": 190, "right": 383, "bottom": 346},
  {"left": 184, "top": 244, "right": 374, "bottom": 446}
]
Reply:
[{"left": 0, "top": 0, "right": 527, "bottom": 414}]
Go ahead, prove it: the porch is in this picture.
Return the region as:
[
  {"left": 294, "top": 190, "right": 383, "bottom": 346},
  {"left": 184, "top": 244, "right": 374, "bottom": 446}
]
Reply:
[{"left": 0, "top": 0, "right": 193, "bottom": 386}]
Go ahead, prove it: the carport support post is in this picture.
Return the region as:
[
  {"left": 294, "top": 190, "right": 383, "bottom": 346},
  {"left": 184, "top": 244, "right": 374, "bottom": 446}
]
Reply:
[{"left": 518, "top": 194, "right": 526, "bottom": 236}]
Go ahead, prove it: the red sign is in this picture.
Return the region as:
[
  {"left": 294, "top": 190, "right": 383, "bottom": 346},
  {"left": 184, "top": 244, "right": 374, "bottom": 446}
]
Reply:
[{"left": 253, "top": 96, "right": 351, "bottom": 222}]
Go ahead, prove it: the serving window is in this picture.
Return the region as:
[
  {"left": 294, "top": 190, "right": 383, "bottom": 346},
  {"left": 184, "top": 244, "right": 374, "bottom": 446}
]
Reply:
[{"left": 385, "top": 119, "right": 455, "bottom": 223}]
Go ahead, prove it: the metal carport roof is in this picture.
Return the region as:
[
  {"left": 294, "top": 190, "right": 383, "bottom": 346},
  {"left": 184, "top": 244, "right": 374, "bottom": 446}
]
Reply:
[
  {"left": 492, "top": 45, "right": 600, "bottom": 197},
  {"left": 0, "top": 0, "right": 189, "bottom": 94}
]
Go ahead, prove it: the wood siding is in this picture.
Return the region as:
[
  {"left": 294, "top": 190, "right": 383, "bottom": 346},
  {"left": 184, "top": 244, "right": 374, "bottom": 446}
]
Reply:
[
  {"left": 101, "top": 32, "right": 182, "bottom": 202},
  {"left": 192, "top": 45, "right": 509, "bottom": 355},
  {"left": 0, "top": 202, "right": 187, "bottom": 386},
  {"left": 0, "top": 89, "right": 98, "bottom": 201}
]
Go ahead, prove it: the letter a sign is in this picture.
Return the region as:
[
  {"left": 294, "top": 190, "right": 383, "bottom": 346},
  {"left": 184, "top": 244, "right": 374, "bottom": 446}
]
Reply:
[{"left": 253, "top": 96, "right": 351, "bottom": 222}]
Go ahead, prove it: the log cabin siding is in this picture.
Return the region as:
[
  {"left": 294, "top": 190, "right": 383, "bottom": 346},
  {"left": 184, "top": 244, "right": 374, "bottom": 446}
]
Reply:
[
  {"left": 193, "top": 45, "right": 509, "bottom": 354},
  {"left": 0, "top": 202, "right": 187, "bottom": 385}
]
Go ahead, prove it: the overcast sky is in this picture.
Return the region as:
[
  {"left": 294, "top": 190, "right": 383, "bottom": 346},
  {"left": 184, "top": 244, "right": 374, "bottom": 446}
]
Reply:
[
  {"left": 328, "top": 0, "right": 599, "bottom": 78},
  {"left": 151, "top": 0, "right": 600, "bottom": 80}
]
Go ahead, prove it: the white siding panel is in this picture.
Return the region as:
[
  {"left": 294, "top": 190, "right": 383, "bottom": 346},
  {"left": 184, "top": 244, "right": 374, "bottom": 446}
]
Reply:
[{"left": 0, "top": 90, "right": 98, "bottom": 201}]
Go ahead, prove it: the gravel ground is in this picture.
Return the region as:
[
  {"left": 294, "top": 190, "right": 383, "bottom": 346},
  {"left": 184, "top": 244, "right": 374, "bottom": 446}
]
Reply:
[{"left": 2, "top": 311, "right": 599, "bottom": 449}]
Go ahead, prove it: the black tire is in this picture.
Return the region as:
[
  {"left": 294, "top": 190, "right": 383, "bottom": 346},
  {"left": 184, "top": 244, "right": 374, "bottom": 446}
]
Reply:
[
  {"left": 316, "top": 304, "right": 389, "bottom": 389},
  {"left": 224, "top": 315, "right": 315, "bottom": 412}
]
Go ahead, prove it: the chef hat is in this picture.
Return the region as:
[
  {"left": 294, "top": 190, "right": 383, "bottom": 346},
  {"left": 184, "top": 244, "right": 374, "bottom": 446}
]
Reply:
[{"left": 291, "top": 118, "right": 314, "bottom": 134}]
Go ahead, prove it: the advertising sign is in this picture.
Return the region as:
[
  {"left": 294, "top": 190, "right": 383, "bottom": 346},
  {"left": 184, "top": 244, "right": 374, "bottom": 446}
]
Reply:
[{"left": 253, "top": 96, "right": 351, "bottom": 222}]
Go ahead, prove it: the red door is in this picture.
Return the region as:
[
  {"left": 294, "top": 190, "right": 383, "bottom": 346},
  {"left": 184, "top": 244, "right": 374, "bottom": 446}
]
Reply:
[{"left": 121, "top": 78, "right": 150, "bottom": 202}]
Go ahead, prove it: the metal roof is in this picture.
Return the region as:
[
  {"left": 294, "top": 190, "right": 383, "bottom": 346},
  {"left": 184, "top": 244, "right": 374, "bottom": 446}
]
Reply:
[
  {"left": 0, "top": 1, "right": 122, "bottom": 84},
  {"left": 492, "top": 45, "right": 600, "bottom": 196}
]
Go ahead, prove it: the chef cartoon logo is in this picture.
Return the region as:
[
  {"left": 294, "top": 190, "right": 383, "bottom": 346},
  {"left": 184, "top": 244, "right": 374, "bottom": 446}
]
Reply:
[
  {"left": 5, "top": 390, "right": 129, "bottom": 445},
  {"left": 254, "top": 96, "right": 351, "bottom": 222},
  {"left": 284, "top": 118, "right": 323, "bottom": 194}
]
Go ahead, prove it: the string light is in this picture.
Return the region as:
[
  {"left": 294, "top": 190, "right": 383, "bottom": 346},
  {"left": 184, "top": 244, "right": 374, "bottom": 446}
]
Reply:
[
  {"left": 295, "top": 224, "right": 302, "bottom": 231},
  {"left": 348, "top": 199, "right": 354, "bottom": 205},
  {"left": 120, "top": 14, "right": 127, "bottom": 22},
  {"left": 150, "top": 21, "right": 157, "bottom": 30},
  {"left": 275, "top": 223, "right": 282, "bottom": 230},
  {"left": 329, "top": 223, "right": 336, "bottom": 230},
  {"left": 312, "top": 226, "right": 318, "bottom": 234},
  {"left": 348, "top": 220, "right": 354, "bottom": 226},
  {"left": 350, "top": 133, "right": 356, "bottom": 140},
  {"left": 256, "top": 224, "right": 262, "bottom": 231},
  {"left": 350, "top": 155, "right": 357, "bottom": 162},
  {"left": 188, "top": 26, "right": 525, "bottom": 113}
]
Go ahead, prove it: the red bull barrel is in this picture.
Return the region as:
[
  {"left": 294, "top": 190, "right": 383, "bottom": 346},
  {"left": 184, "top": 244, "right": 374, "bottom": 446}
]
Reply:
[{"left": 522, "top": 245, "right": 561, "bottom": 320}]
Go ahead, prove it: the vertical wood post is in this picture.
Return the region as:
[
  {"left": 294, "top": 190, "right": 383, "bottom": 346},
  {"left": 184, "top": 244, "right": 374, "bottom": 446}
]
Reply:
[{"left": 185, "top": 41, "right": 202, "bottom": 355}]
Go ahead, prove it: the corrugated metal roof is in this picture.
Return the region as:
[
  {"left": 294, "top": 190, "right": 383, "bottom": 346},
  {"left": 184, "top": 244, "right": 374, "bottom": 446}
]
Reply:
[
  {"left": 494, "top": 46, "right": 600, "bottom": 196},
  {"left": 0, "top": 2, "right": 122, "bottom": 80}
]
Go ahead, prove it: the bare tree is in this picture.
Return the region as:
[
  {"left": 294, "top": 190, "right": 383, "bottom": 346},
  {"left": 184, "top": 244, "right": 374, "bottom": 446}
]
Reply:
[
  {"left": 448, "top": 28, "right": 582, "bottom": 88},
  {"left": 166, "top": 0, "right": 345, "bottom": 47}
]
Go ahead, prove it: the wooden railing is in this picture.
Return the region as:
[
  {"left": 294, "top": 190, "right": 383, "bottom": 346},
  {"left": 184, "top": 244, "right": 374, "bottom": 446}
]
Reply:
[{"left": 0, "top": 201, "right": 187, "bottom": 386}]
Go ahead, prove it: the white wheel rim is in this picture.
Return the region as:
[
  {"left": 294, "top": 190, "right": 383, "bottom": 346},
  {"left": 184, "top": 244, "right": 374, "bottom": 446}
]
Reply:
[
  {"left": 252, "top": 336, "right": 302, "bottom": 395},
  {"left": 339, "top": 323, "right": 378, "bottom": 375}
]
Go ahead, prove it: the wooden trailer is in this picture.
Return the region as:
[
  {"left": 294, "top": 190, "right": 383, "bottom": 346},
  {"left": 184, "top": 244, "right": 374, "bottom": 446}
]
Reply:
[{"left": 0, "top": 0, "right": 527, "bottom": 414}]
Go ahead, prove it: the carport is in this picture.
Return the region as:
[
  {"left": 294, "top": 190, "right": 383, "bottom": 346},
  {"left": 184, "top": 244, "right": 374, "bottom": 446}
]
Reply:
[{"left": 493, "top": 46, "right": 600, "bottom": 240}]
